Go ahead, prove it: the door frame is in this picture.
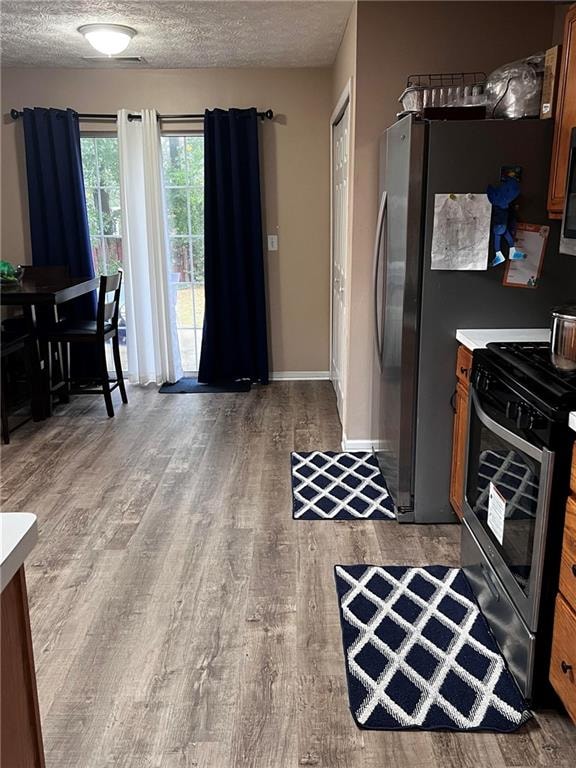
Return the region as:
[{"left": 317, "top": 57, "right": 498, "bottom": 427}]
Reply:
[{"left": 329, "top": 78, "right": 353, "bottom": 425}]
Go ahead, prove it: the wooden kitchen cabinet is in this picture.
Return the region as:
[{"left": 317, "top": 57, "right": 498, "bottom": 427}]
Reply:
[
  {"left": 1, "top": 566, "right": 45, "bottom": 768},
  {"left": 449, "top": 345, "right": 473, "bottom": 520},
  {"left": 548, "top": 3, "right": 576, "bottom": 218},
  {"left": 549, "top": 442, "right": 576, "bottom": 724}
]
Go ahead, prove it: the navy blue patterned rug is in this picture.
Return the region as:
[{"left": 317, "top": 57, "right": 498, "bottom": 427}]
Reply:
[
  {"left": 159, "top": 377, "right": 251, "bottom": 393},
  {"left": 334, "top": 564, "right": 532, "bottom": 732},
  {"left": 291, "top": 451, "right": 396, "bottom": 520}
]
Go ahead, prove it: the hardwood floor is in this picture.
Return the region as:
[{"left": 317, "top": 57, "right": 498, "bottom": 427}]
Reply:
[{"left": 1, "top": 382, "right": 575, "bottom": 767}]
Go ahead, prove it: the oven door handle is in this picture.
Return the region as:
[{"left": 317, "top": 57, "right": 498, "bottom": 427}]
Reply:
[
  {"left": 470, "top": 389, "right": 543, "bottom": 462},
  {"left": 526, "top": 446, "right": 555, "bottom": 629}
]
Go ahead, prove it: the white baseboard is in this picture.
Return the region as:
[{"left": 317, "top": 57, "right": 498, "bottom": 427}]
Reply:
[
  {"left": 270, "top": 371, "right": 331, "bottom": 381},
  {"left": 341, "top": 434, "right": 374, "bottom": 452}
]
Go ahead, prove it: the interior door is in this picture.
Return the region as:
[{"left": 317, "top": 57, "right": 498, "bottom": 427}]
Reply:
[{"left": 331, "top": 102, "right": 350, "bottom": 419}]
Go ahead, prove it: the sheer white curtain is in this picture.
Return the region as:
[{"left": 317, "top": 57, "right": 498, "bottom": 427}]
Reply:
[{"left": 117, "top": 108, "right": 182, "bottom": 385}]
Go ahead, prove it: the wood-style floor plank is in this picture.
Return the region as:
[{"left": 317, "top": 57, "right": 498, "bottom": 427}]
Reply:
[{"left": 1, "top": 382, "right": 575, "bottom": 767}]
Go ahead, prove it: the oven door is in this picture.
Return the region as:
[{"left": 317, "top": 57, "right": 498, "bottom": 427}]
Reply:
[{"left": 464, "top": 387, "right": 554, "bottom": 632}]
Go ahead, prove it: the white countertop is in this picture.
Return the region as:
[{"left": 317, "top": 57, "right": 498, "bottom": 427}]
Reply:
[
  {"left": 1, "top": 513, "right": 38, "bottom": 591},
  {"left": 456, "top": 328, "right": 550, "bottom": 351}
]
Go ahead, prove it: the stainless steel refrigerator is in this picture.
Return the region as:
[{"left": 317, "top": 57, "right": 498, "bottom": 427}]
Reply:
[{"left": 372, "top": 115, "right": 576, "bottom": 524}]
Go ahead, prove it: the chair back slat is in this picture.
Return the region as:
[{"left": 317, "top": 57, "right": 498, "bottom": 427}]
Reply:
[
  {"left": 103, "top": 301, "right": 117, "bottom": 322},
  {"left": 96, "top": 270, "right": 123, "bottom": 334}
]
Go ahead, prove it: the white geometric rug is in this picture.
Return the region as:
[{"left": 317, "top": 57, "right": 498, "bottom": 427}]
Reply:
[
  {"left": 291, "top": 451, "right": 396, "bottom": 520},
  {"left": 334, "top": 564, "right": 532, "bottom": 732}
]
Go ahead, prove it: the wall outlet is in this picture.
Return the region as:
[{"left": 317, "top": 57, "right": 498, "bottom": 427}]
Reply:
[{"left": 267, "top": 235, "right": 279, "bottom": 252}]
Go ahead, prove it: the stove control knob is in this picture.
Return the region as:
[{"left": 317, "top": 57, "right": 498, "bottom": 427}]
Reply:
[
  {"left": 528, "top": 411, "right": 544, "bottom": 430},
  {"left": 516, "top": 405, "right": 533, "bottom": 430},
  {"left": 516, "top": 405, "right": 525, "bottom": 428},
  {"left": 505, "top": 401, "right": 518, "bottom": 420},
  {"left": 478, "top": 372, "right": 490, "bottom": 392}
]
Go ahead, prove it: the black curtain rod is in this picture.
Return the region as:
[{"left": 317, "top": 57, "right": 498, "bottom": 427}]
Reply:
[{"left": 10, "top": 108, "right": 274, "bottom": 122}]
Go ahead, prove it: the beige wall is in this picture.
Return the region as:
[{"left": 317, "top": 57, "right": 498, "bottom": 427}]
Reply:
[
  {"left": 332, "top": 3, "right": 357, "bottom": 107},
  {"left": 345, "top": 0, "right": 561, "bottom": 440},
  {"left": 0, "top": 67, "right": 332, "bottom": 374}
]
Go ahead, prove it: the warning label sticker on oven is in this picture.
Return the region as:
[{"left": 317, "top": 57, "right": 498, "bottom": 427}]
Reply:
[{"left": 488, "top": 482, "right": 506, "bottom": 545}]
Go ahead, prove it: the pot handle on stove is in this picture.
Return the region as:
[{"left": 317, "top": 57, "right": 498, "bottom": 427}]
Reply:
[{"left": 470, "top": 389, "right": 543, "bottom": 463}]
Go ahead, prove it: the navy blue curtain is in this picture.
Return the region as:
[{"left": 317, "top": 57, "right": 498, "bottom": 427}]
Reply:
[
  {"left": 198, "top": 108, "right": 269, "bottom": 385},
  {"left": 22, "top": 107, "right": 96, "bottom": 316}
]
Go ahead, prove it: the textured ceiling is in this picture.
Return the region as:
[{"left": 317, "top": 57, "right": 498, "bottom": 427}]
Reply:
[{"left": 0, "top": 0, "right": 354, "bottom": 68}]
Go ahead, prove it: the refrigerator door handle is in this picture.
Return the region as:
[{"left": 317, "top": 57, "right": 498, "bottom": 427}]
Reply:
[{"left": 373, "top": 190, "right": 388, "bottom": 367}]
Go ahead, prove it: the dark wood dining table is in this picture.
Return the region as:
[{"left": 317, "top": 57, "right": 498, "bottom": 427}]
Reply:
[
  {"left": 1, "top": 274, "right": 99, "bottom": 420},
  {"left": 0, "top": 274, "right": 99, "bottom": 308}
]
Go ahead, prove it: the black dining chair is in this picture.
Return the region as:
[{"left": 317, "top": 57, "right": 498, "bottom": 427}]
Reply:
[
  {"left": 1, "top": 331, "right": 35, "bottom": 443},
  {"left": 46, "top": 270, "right": 127, "bottom": 418},
  {"left": 3, "top": 265, "right": 72, "bottom": 408}
]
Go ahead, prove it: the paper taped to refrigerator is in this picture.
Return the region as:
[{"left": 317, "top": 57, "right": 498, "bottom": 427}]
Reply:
[{"left": 431, "top": 193, "right": 491, "bottom": 270}]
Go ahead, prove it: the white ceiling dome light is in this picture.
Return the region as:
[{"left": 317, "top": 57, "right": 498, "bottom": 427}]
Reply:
[{"left": 78, "top": 24, "right": 136, "bottom": 56}]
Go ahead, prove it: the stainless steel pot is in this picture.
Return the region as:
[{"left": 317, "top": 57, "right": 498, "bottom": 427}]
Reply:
[{"left": 551, "top": 305, "right": 576, "bottom": 372}]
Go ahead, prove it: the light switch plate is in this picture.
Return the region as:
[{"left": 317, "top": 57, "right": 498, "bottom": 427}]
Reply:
[{"left": 267, "top": 235, "right": 278, "bottom": 252}]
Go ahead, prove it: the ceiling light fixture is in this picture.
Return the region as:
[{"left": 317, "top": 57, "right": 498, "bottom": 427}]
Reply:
[{"left": 78, "top": 24, "right": 136, "bottom": 56}]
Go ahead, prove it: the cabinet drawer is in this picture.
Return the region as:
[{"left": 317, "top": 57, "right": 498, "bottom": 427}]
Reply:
[
  {"left": 560, "top": 495, "right": 576, "bottom": 610},
  {"left": 550, "top": 594, "right": 576, "bottom": 724},
  {"left": 456, "top": 345, "right": 473, "bottom": 386}
]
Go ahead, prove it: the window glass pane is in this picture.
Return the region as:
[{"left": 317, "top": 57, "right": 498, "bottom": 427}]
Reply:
[
  {"left": 192, "top": 283, "right": 205, "bottom": 328},
  {"left": 91, "top": 239, "right": 106, "bottom": 275},
  {"left": 105, "top": 238, "right": 123, "bottom": 272},
  {"left": 100, "top": 188, "right": 122, "bottom": 236},
  {"left": 186, "top": 136, "right": 204, "bottom": 186},
  {"left": 188, "top": 190, "right": 203, "bottom": 235},
  {"left": 80, "top": 135, "right": 122, "bottom": 277},
  {"left": 81, "top": 138, "right": 97, "bottom": 186},
  {"left": 97, "top": 137, "right": 120, "bottom": 186},
  {"left": 162, "top": 136, "right": 187, "bottom": 184},
  {"left": 169, "top": 238, "right": 191, "bottom": 282},
  {"left": 191, "top": 238, "right": 204, "bottom": 284},
  {"left": 175, "top": 283, "right": 193, "bottom": 330},
  {"left": 85, "top": 188, "right": 99, "bottom": 235},
  {"left": 166, "top": 189, "right": 188, "bottom": 235}
]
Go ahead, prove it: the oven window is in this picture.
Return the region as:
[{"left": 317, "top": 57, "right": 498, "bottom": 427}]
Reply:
[{"left": 467, "top": 415, "right": 539, "bottom": 597}]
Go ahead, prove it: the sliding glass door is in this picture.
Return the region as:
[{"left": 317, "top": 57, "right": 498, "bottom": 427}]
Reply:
[
  {"left": 81, "top": 134, "right": 127, "bottom": 370},
  {"left": 81, "top": 132, "right": 205, "bottom": 375},
  {"left": 161, "top": 135, "right": 205, "bottom": 374}
]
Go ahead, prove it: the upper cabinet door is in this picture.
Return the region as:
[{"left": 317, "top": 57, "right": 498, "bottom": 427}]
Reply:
[{"left": 548, "top": 3, "right": 576, "bottom": 218}]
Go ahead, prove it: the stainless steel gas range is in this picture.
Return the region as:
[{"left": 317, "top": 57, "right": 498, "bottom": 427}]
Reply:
[{"left": 461, "top": 342, "right": 576, "bottom": 704}]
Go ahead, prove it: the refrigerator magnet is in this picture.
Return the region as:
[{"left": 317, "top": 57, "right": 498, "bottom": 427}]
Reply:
[{"left": 502, "top": 223, "right": 549, "bottom": 289}]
